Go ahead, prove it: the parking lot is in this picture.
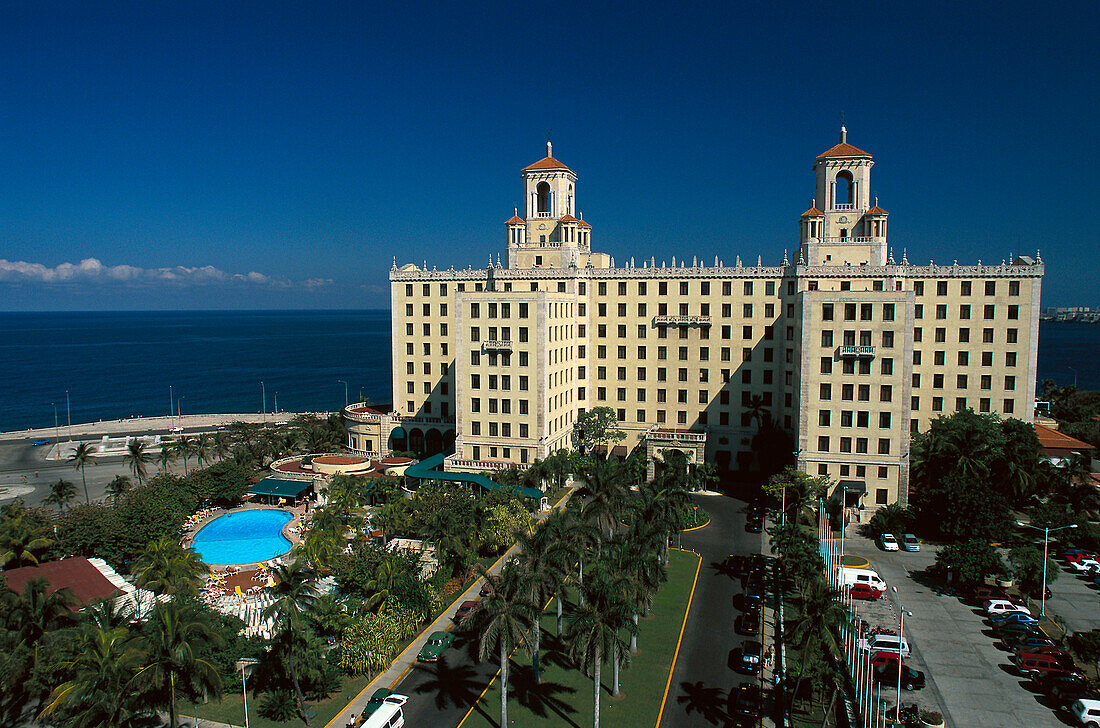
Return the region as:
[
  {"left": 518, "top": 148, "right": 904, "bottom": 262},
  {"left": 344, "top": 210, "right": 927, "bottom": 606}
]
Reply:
[{"left": 842, "top": 531, "right": 1068, "bottom": 728}]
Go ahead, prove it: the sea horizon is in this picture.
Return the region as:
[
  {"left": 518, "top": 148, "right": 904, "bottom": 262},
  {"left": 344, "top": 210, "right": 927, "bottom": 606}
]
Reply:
[{"left": 2, "top": 310, "right": 1096, "bottom": 433}]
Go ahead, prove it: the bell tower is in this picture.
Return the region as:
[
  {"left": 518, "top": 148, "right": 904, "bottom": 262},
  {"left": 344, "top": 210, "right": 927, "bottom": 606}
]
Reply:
[
  {"left": 799, "top": 128, "right": 888, "bottom": 267},
  {"left": 507, "top": 142, "right": 594, "bottom": 269}
]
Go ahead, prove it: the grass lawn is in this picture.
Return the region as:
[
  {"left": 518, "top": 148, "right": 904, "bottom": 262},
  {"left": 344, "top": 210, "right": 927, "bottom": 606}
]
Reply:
[{"left": 459, "top": 548, "right": 700, "bottom": 728}]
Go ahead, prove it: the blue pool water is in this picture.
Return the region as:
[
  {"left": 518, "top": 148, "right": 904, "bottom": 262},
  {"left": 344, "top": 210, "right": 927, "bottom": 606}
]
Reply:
[{"left": 191, "top": 509, "right": 294, "bottom": 565}]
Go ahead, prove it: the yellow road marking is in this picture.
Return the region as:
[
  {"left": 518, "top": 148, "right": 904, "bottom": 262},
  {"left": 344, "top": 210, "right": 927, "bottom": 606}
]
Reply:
[{"left": 654, "top": 548, "right": 702, "bottom": 728}]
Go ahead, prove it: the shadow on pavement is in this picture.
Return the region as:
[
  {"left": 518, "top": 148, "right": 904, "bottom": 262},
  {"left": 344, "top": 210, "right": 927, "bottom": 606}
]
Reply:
[
  {"left": 411, "top": 655, "right": 485, "bottom": 711},
  {"left": 673, "top": 679, "right": 734, "bottom": 726}
]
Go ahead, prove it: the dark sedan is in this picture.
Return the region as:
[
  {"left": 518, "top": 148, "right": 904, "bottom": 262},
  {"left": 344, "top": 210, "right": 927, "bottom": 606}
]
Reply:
[
  {"left": 732, "top": 640, "right": 762, "bottom": 674},
  {"left": 873, "top": 662, "right": 925, "bottom": 690},
  {"left": 735, "top": 613, "right": 760, "bottom": 636}
]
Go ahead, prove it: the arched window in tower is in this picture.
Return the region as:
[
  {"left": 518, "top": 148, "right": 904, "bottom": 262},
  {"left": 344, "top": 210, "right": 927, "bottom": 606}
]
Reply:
[
  {"left": 835, "top": 171, "right": 854, "bottom": 208},
  {"left": 537, "top": 182, "right": 551, "bottom": 215},
  {"left": 568, "top": 184, "right": 574, "bottom": 215}
]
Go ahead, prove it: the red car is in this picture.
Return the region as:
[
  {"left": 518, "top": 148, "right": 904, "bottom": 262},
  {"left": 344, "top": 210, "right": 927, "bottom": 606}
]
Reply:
[
  {"left": 866, "top": 651, "right": 901, "bottom": 668},
  {"left": 846, "top": 583, "right": 882, "bottom": 600},
  {"left": 453, "top": 600, "right": 479, "bottom": 624}
]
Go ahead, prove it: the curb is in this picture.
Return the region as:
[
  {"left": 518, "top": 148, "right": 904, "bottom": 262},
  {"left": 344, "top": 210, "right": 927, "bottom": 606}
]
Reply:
[{"left": 654, "top": 548, "right": 703, "bottom": 728}]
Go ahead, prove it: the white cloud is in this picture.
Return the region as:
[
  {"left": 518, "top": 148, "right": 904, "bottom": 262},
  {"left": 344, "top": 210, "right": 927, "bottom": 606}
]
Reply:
[{"left": 0, "top": 258, "right": 331, "bottom": 289}]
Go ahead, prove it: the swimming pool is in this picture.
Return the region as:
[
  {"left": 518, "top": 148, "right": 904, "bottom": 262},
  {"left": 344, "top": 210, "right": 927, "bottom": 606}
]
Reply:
[{"left": 191, "top": 509, "right": 293, "bottom": 565}]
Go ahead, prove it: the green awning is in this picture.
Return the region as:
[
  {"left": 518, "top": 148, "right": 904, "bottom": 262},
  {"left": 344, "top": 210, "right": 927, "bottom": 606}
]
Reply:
[
  {"left": 403, "top": 453, "right": 542, "bottom": 500},
  {"left": 390, "top": 426, "right": 407, "bottom": 438},
  {"left": 249, "top": 478, "right": 312, "bottom": 498}
]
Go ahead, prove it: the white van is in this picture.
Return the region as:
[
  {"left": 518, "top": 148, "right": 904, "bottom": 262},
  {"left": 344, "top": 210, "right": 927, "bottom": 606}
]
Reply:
[
  {"left": 857, "top": 633, "right": 910, "bottom": 657},
  {"left": 362, "top": 694, "right": 408, "bottom": 728},
  {"left": 839, "top": 567, "right": 887, "bottom": 592}
]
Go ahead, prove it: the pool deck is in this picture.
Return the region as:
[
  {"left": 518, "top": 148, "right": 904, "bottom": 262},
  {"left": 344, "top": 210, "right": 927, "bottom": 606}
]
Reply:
[{"left": 181, "top": 501, "right": 310, "bottom": 568}]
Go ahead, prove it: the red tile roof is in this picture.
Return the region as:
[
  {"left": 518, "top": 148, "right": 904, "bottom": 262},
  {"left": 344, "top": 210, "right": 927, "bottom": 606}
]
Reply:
[
  {"left": 867, "top": 205, "right": 889, "bottom": 215},
  {"left": 505, "top": 215, "right": 525, "bottom": 225},
  {"left": 816, "top": 142, "right": 872, "bottom": 159},
  {"left": 522, "top": 156, "right": 573, "bottom": 172},
  {"left": 578, "top": 220, "right": 591, "bottom": 228},
  {"left": 801, "top": 207, "right": 824, "bottom": 217},
  {"left": 1034, "top": 423, "right": 1096, "bottom": 454},
  {"left": 2, "top": 558, "right": 122, "bottom": 606},
  {"left": 559, "top": 214, "right": 579, "bottom": 223}
]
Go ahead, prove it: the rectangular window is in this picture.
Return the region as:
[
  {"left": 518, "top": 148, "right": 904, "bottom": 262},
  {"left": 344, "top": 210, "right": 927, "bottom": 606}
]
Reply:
[
  {"left": 937, "top": 281, "right": 948, "bottom": 296},
  {"left": 822, "top": 304, "right": 834, "bottom": 321},
  {"left": 818, "top": 436, "right": 830, "bottom": 452},
  {"left": 985, "top": 280, "right": 996, "bottom": 296},
  {"left": 821, "top": 357, "right": 833, "bottom": 374}
]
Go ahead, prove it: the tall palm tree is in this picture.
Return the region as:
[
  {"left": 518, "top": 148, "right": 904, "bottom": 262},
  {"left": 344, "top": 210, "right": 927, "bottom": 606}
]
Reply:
[
  {"left": 212, "top": 431, "right": 232, "bottom": 461},
  {"left": 132, "top": 537, "right": 206, "bottom": 595},
  {"left": 7, "top": 577, "right": 77, "bottom": 646},
  {"left": 566, "top": 570, "right": 635, "bottom": 725},
  {"left": 139, "top": 601, "right": 222, "bottom": 728},
  {"left": 513, "top": 524, "right": 569, "bottom": 684},
  {"left": 44, "top": 477, "right": 79, "bottom": 512},
  {"left": 123, "top": 440, "right": 152, "bottom": 484},
  {"left": 292, "top": 524, "right": 343, "bottom": 571},
  {"left": 105, "top": 475, "right": 133, "bottom": 504},
  {"left": 261, "top": 560, "right": 320, "bottom": 724},
  {"left": 360, "top": 556, "right": 401, "bottom": 612},
  {"left": 0, "top": 518, "right": 54, "bottom": 568},
  {"left": 608, "top": 533, "right": 665, "bottom": 652},
  {"left": 577, "top": 456, "right": 629, "bottom": 546},
  {"left": 195, "top": 433, "right": 214, "bottom": 469},
  {"left": 39, "top": 625, "right": 148, "bottom": 728},
  {"left": 174, "top": 436, "right": 197, "bottom": 475},
  {"left": 786, "top": 577, "right": 847, "bottom": 712},
  {"left": 463, "top": 564, "right": 535, "bottom": 728},
  {"left": 69, "top": 441, "right": 95, "bottom": 503},
  {"left": 156, "top": 445, "right": 177, "bottom": 474}
]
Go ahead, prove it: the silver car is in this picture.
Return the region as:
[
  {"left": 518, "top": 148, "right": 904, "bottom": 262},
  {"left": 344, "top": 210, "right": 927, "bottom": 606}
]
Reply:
[{"left": 901, "top": 533, "right": 920, "bottom": 552}]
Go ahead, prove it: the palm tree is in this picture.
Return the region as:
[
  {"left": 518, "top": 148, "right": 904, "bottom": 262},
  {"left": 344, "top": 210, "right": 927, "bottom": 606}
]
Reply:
[
  {"left": 360, "top": 556, "right": 401, "bottom": 612},
  {"left": 513, "top": 524, "right": 569, "bottom": 684},
  {"left": 132, "top": 537, "right": 206, "bottom": 595},
  {"left": 156, "top": 444, "right": 177, "bottom": 474},
  {"left": 0, "top": 517, "right": 54, "bottom": 568},
  {"left": 212, "top": 431, "right": 232, "bottom": 461},
  {"left": 195, "top": 433, "right": 214, "bottom": 468},
  {"left": 69, "top": 441, "right": 95, "bottom": 503},
  {"left": 44, "top": 477, "right": 79, "bottom": 511},
  {"left": 139, "top": 600, "right": 222, "bottom": 728},
  {"left": 123, "top": 440, "right": 152, "bottom": 484},
  {"left": 7, "top": 577, "right": 78, "bottom": 645},
  {"left": 463, "top": 564, "right": 535, "bottom": 728},
  {"left": 292, "top": 524, "right": 343, "bottom": 571},
  {"left": 566, "top": 569, "right": 635, "bottom": 724},
  {"left": 608, "top": 534, "right": 665, "bottom": 652},
  {"left": 261, "top": 560, "right": 320, "bottom": 724},
  {"left": 174, "top": 436, "right": 197, "bottom": 475},
  {"left": 39, "top": 625, "right": 149, "bottom": 728},
  {"left": 577, "top": 456, "right": 629, "bottom": 546},
  {"left": 786, "top": 577, "right": 847, "bottom": 712},
  {"left": 105, "top": 474, "right": 133, "bottom": 503}
]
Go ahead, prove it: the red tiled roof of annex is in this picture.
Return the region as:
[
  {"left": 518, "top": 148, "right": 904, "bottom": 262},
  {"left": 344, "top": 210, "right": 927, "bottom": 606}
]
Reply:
[
  {"left": 867, "top": 205, "right": 889, "bottom": 215},
  {"left": 522, "top": 156, "right": 573, "bottom": 172},
  {"left": 505, "top": 215, "right": 525, "bottom": 225},
  {"left": 801, "top": 207, "right": 824, "bottom": 217},
  {"left": 2, "top": 557, "right": 121, "bottom": 607},
  {"left": 1034, "top": 423, "right": 1096, "bottom": 455},
  {"left": 816, "top": 142, "right": 872, "bottom": 159}
]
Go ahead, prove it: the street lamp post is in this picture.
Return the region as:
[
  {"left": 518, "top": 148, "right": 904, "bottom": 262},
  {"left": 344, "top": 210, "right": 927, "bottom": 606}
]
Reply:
[
  {"left": 52, "top": 403, "right": 61, "bottom": 458},
  {"left": 338, "top": 379, "right": 348, "bottom": 408},
  {"left": 236, "top": 658, "right": 259, "bottom": 728},
  {"left": 178, "top": 396, "right": 185, "bottom": 425},
  {"left": 65, "top": 389, "right": 72, "bottom": 441},
  {"left": 1017, "top": 521, "right": 1077, "bottom": 616},
  {"left": 169, "top": 384, "right": 173, "bottom": 419},
  {"left": 891, "top": 586, "right": 912, "bottom": 717},
  {"left": 260, "top": 381, "right": 266, "bottom": 422}
]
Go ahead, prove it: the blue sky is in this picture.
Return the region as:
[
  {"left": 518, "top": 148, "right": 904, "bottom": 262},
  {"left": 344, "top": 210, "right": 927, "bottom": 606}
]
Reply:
[{"left": 0, "top": 1, "right": 1095, "bottom": 310}]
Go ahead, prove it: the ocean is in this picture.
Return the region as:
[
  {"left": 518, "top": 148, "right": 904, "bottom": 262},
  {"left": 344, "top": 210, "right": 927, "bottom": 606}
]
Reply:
[{"left": 0, "top": 312, "right": 1095, "bottom": 433}]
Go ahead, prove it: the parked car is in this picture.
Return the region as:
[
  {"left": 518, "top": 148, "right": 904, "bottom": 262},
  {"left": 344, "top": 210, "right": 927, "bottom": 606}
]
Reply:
[
  {"left": 745, "top": 514, "right": 763, "bottom": 533},
  {"left": 735, "top": 613, "right": 760, "bottom": 636},
  {"left": 725, "top": 554, "right": 747, "bottom": 576},
  {"left": 1036, "top": 673, "right": 1093, "bottom": 705},
  {"left": 31, "top": 438, "right": 51, "bottom": 446},
  {"left": 994, "top": 622, "right": 1042, "bottom": 642},
  {"left": 985, "top": 599, "right": 1032, "bottom": 617},
  {"left": 858, "top": 633, "right": 910, "bottom": 658},
  {"left": 733, "top": 640, "right": 762, "bottom": 674},
  {"left": 1029, "top": 585, "right": 1054, "bottom": 600},
  {"left": 417, "top": 631, "right": 455, "bottom": 662},
  {"left": 900, "top": 533, "right": 920, "bottom": 552},
  {"left": 1070, "top": 697, "right": 1100, "bottom": 726},
  {"left": 873, "top": 662, "right": 926, "bottom": 690},
  {"left": 879, "top": 533, "right": 900, "bottom": 551},
  {"left": 1012, "top": 634, "right": 1059, "bottom": 652},
  {"left": 731, "top": 682, "right": 763, "bottom": 724},
  {"left": 1070, "top": 558, "right": 1100, "bottom": 574},
  {"left": 453, "top": 600, "right": 479, "bottom": 623},
  {"left": 989, "top": 611, "right": 1040, "bottom": 628},
  {"left": 362, "top": 688, "right": 394, "bottom": 718},
  {"left": 866, "top": 650, "right": 902, "bottom": 668},
  {"left": 846, "top": 583, "right": 882, "bottom": 600},
  {"left": 741, "top": 593, "right": 764, "bottom": 612},
  {"left": 1064, "top": 550, "right": 1096, "bottom": 564},
  {"left": 1012, "top": 650, "right": 1079, "bottom": 679}
]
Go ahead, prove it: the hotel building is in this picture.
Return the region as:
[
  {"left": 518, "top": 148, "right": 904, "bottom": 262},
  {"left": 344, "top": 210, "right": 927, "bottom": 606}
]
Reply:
[{"left": 344, "top": 130, "right": 1044, "bottom": 509}]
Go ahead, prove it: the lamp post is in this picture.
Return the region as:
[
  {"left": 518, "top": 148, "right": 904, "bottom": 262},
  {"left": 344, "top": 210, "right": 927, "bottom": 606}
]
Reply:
[
  {"left": 260, "top": 381, "right": 266, "bottom": 422},
  {"left": 169, "top": 384, "right": 173, "bottom": 419},
  {"left": 891, "top": 587, "right": 911, "bottom": 718},
  {"left": 1017, "top": 521, "right": 1077, "bottom": 616},
  {"left": 178, "top": 396, "right": 185, "bottom": 426},
  {"left": 236, "top": 658, "right": 259, "bottom": 728},
  {"left": 52, "top": 403, "right": 61, "bottom": 458},
  {"left": 65, "top": 389, "right": 72, "bottom": 441},
  {"left": 338, "top": 379, "right": 349, "bottom": 408}
]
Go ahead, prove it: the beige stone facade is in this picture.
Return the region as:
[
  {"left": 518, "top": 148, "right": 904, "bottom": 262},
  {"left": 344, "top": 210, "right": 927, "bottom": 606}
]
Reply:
[{"left": 345, "top": 130, "right": 1044, "bottom": 507}]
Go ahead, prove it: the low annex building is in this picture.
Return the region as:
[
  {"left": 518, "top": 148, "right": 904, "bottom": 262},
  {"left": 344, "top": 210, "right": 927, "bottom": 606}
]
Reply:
[{"left": 346, "top": 131, "right": 1044, "bottom": 509}]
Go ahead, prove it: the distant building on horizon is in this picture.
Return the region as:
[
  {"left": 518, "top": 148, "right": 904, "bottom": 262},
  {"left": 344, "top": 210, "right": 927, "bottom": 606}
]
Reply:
[{"left": 344, "top": 129, "right": 1044, "bottom": 512}]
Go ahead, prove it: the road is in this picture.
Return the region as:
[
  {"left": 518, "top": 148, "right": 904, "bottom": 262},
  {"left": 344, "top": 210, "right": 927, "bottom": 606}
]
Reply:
[
  {"left": 391, "top": 627, "right": 502, "bottom": 727},
  {"left": 658, "top": 492, "right": 761, "bottom": 728}
]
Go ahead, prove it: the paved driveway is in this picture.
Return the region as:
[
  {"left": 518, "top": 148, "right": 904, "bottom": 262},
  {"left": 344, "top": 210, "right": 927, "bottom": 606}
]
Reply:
[
  {"left": 842, "top": 532, "right": 1066, "bottom": 728},
  {"left": 1044, "top": 557, "right": 1100, "bottom": 633}
]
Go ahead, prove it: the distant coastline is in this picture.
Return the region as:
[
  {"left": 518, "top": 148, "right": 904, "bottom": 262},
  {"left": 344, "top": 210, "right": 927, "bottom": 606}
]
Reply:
[{"left": 1040, "top": 313, "right": 1100, "bottom": 324}]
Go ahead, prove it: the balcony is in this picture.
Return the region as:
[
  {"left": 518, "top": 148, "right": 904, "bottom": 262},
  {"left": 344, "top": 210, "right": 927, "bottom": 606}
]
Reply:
[
  {"left": 481, "top": 339, "right": 513, "bottom": 352},
  {"left": 838, "top": 345, "right": 876, "bottom": 358},
  {"left": 821, "top": 236, "right": 877, "bottom": 243},
  {"left": 653, "top": 315, "right": 712, "bottom": 327},
  {"left": 646, "top": 428, "right": 707, "bottom": 444},
  {"left": 831, "top": 203, "right": 855, "bottom": 210}
]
